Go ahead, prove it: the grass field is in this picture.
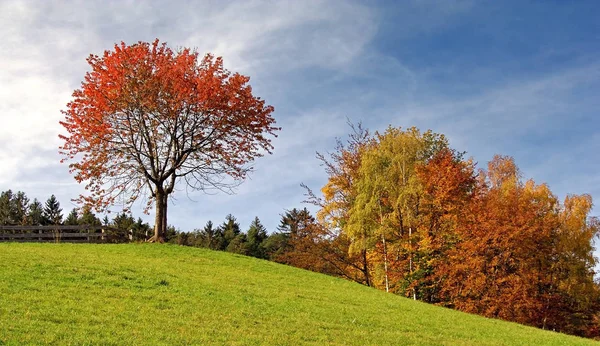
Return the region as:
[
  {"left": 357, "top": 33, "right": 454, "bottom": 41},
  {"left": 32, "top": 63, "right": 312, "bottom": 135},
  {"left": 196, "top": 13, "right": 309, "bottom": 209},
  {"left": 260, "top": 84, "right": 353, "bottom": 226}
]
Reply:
[{"left": 0, "top": 243, "right": 597, "bottom": 345}]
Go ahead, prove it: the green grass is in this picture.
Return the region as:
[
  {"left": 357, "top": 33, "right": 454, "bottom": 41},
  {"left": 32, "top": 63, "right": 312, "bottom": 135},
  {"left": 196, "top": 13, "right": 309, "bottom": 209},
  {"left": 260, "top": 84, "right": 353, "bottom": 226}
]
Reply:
[{"left": 0, "top": 243, "right": 596, "bottom": 345}]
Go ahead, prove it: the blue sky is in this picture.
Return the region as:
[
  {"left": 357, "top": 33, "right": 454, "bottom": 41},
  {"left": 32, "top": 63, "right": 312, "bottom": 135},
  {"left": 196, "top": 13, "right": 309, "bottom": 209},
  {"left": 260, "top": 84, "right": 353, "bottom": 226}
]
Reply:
[{"left": 1, "top": 1, "right": 599, "bottom": 249}]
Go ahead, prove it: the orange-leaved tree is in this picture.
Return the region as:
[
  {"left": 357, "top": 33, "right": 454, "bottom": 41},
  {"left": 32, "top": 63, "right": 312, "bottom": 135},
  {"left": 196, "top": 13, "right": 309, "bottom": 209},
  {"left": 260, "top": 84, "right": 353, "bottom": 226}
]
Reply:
[{"left": 59, "top": 40, "right": 278, "bottom": 242}]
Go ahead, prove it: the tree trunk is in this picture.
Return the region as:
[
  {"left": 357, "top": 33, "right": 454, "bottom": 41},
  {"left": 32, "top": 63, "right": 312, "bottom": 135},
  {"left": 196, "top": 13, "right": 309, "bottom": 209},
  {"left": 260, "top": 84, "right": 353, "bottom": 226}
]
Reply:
[
  {"left": 382, "top": 233, "right": 389, "bottom": 293},
  {"left": 153, "top": 189, "right": 167, "bottom": 243},
  {"left": 362, "top": 249, "right": 371, "bottom": 287},
  {"left": 409, "top": 226, "right": 416, "bottom": 300}
]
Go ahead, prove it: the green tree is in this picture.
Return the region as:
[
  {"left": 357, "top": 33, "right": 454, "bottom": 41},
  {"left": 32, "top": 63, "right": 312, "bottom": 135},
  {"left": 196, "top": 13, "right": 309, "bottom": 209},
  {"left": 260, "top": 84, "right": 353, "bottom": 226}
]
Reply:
[
  {"left": 247, "top": 217, "right": 268, "bottom": 258},
  {"left": 226, "top": 233, "right": 249, "bottom": 255},
  {"left": 110, "top": 212, "right": 136, "bottom": 242},
  {"left": 27, "top": 199, "right": 46, "bottom": 226},
  {"left": 0, "top": 190, "right": 30, "bottom": 225},
  {"left": 0, "top": 190, "right": 12, "bottom": 225},
  {"left": 196, "top": 221, "right": 224, "bottom": 250},
  {"left": 79, "top": 205, "right": 101, "bottom": 226},
  {"left": 278, "top": 208, "right": 314, "bottom": 237},
  {"left": 262, "top": 232, "right": 289, "bottom": 260},
  {"left": 268, "top": 208, "right": 316, "bottom": 262},
  {"left": 130, "top": 217, "right": 152, "bottom": 241},
  {"left": 64, "top": 208, "right": 79, "bottom": 226},
  {"left": 220, "top": 214, "right": 241, "bottom": 250},
  {"left": 43, "top": 195, "right": 63, "bottom": 225}
]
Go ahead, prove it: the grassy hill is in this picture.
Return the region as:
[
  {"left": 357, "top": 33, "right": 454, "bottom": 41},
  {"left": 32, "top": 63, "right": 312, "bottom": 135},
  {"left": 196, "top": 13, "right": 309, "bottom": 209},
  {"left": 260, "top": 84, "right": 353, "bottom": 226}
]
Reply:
[{"left": 0, "top": 243, "right": 596, "bottom": 345}]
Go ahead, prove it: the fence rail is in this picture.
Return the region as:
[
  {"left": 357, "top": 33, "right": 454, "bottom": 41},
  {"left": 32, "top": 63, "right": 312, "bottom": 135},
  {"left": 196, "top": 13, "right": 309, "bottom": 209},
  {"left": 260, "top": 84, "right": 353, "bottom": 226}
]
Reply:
[{"left": 0, "top": 225, "right": 127, "bottom": 243}]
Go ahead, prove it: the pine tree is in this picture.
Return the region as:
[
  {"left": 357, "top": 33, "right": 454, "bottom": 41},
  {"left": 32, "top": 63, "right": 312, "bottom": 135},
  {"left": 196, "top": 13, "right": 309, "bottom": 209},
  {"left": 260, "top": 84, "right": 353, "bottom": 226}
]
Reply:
[
  {"left": 12, "top": 191, "right": 29, "bottom": 225},
  {"left": 110, "top": 212, "right": 135, "bottom": 241},
  {"left": 27, "top": 199, "right": 46, "bottom": 226},
  {"left": 197, "top": 221, "right": 223, "bottom": 249},
  {"left": 132, "top": 217, "right": 152, "bottom": 241},
  {"left": 64, "top": 208, "right": 79, "bottom": 225},
  {"left": 78, "top": 205, "right": 101, "bottom": 226},
  {"left": 0, "top": 190, "right": 30, "bottom": 225},
  {"left": 226, "top": 233, "right": 249, "bottom": 255},
  {"left": 220, "top": 214, "right": 241, "bottom": 250},
  {"left": 43, "top": 195, "right": 63, "bottom": 225},
  {"left": 0, "top": 190, "right": 12, "bottom": 225},
  {"left": 247, "top": 217, "right": 268, "bottom": 258}
]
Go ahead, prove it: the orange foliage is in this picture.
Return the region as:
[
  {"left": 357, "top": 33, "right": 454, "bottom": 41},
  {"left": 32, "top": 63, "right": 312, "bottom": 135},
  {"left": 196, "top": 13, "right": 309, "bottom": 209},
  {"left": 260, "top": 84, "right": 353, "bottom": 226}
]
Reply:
[{"left": 59, "top": 40, "right": 278, "bottom": 241}]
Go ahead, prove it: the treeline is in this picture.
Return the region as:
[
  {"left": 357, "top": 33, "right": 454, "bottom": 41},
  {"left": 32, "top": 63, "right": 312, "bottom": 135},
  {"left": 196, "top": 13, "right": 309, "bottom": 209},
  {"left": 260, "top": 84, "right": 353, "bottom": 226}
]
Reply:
[
  {"left": 0, "top": 190, "right": 152, "bottom": 242},
  {"left": 168, "top": 209, "right": 320, "bottom": 264}
]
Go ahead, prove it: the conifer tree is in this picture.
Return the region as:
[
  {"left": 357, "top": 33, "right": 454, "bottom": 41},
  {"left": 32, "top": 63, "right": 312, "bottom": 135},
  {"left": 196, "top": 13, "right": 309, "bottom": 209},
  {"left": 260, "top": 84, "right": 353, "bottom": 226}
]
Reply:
[
  {"left": 220, "top": 214, "right": 241, "bottom": 249},
  {"left": 64, "top": 208, "right": 79, "bottom": 226},
  {"left": 43, "top": 195, "right": 63, "bottom": 225},
  {"left": 27, "top": 199, "right": 46, "bottom": 226},
  {"left": 247, "top": 217, "right": 268, "bottom": 258}
]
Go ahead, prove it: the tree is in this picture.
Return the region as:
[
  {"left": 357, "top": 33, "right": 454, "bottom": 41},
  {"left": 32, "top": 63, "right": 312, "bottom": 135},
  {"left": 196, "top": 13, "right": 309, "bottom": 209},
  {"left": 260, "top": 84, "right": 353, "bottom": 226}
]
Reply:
[
  {"left": 59, "top": 39, "right": 279, "bottom": 242},
  {"left": 414, "top": 148, "right": 477, "bottom": 303},
  {"left": 0, "top": 190, "right": 30, "bottom": 226},
  {"left": 196, "top": 221, "right": 223, "bottom": 250},
  {"left": 0, "top": 190, "right": 12, "bottom": 225},
  {"left": 43, "top": 195, "right": 63, "bottom": 225},
  {"left": 109, "top": 211, "right": 137, "bottom": 242},
  {"left": 247, "top": 217, "right": 268, "bottom": 258},
  {"left": 78, "top": 205, "right": 102, "bottom": 234},
  {"left": 27, "top": 199, "right": 46, "bottom": 226},
  {"left": 226, "top": 233, "right": 249, "bottom": 255},
  {"left": 220, "top": 214, "right": 241, "bottom": 250},
  {"left": 347, "top": 126, "right": 449, "bottom": 295},
  {"left": 302, "top": 121, "right": 373, "bottom": 286},
  {"left": 64, "top": 208, "right": 79, "bottom": 225},
  {"left": 435, "top": 155, "right": 600, "bottom": 336}
]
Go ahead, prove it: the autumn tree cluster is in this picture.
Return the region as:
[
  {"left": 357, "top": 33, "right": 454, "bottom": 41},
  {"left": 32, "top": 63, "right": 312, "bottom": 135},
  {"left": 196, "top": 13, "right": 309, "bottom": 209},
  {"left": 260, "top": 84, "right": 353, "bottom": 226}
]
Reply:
[{"left": 294, "top": 124, "right": 600, "bottom": 337}]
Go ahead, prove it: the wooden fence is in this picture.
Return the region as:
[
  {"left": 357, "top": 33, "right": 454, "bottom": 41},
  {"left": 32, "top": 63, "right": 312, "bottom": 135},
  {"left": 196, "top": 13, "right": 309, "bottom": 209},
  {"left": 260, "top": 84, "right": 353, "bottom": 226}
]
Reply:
[{"left": 0, "top": 225, "right": 128, "bottom": 243}]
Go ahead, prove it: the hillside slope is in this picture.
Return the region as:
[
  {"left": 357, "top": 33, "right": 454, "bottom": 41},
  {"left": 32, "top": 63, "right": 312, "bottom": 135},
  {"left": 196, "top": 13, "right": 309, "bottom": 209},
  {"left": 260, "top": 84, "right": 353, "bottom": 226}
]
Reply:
[{"left": 0, "top": 243, "right": 596, "bottom": 345}]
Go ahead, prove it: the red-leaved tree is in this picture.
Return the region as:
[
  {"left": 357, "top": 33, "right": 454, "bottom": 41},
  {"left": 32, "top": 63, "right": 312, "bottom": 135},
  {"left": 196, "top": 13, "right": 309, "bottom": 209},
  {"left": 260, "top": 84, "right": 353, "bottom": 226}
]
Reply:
[{"left": 59, "top": 40, "right": 278, "bottom": 242}]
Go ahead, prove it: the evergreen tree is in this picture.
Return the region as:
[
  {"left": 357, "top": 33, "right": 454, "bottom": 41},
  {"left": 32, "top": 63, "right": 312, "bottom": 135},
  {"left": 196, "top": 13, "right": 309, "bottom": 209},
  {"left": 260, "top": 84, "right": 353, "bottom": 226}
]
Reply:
[
  {"left": 262, "top": 232, "right": 289, "bottom": 260},
  {"left": 110, "top": 212, "right": 136, "bottom": 242},
  {"left": 165, "top": 225, "right": 178, "bottom": 242},
  {"left": 43, "top": 195, "right": 63, "bottom": 225},
  {"left": 220, "top": 214, "right": 241, "bottom": 250},
  {"left": 78, "top": 205, "right": 101, "bottom": 226},
  {"left": 0, "top": 190, "right": 30, "bottom": 225},
  {"left": 132, "top": 217, "right": 152, "bottom": 241},
  {"left": 196, "top": 221, "right": 223, "bottom": 249},
  {"left": 247, "top": 216, "right": 268, "bottom": 258},
  {"left": 27, "top": 199, "right": 46, "bottom": 226},
  {"left": 226, "top": 233, "right": 249, "bottom": 255},
  {"left": 12, "top": 191, "right": 29, "bottom": 225},
  {"left": 278, "top": 208, "right": 314, "bottom": 237},
  {"left": 64, "top": 208, "right": 79, "bottom": 225},
  {"left": 0, "top": 190, "right": 12, "bottom": 225}
]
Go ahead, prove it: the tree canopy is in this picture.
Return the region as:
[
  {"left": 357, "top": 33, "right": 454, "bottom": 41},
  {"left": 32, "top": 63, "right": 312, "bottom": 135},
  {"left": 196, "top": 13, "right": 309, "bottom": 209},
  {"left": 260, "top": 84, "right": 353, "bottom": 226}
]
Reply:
[{"left": 59, "top": 39, "right": 279, "bottom": 241}]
